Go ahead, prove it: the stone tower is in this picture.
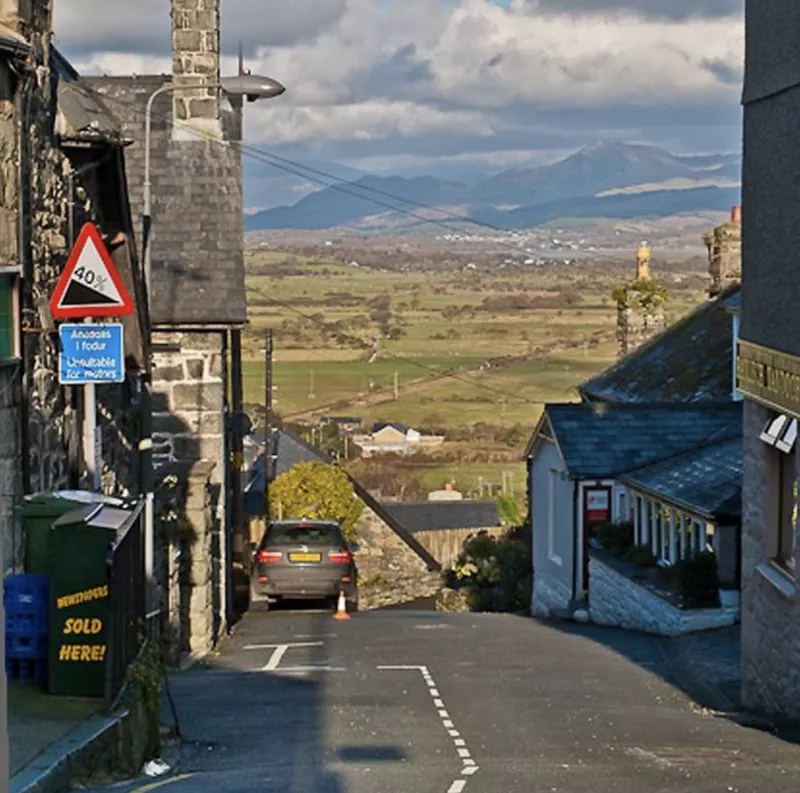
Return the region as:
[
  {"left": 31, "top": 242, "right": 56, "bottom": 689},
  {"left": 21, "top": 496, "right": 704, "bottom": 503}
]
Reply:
[
  {"left": 704, "top": 205, "right": 741, "bottom": 298},
  {"left": 171, "top": 0, "right": 222, "bottom": 139},
  {"left": 614, "top": 242, "right": 667, "bottom": 359},
  {"left": 636, "top": 242, "right": 652, "bottom": 282}
]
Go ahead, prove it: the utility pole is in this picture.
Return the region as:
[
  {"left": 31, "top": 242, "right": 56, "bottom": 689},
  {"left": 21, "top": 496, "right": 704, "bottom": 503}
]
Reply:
[
  {"left": 502, "top": 470, "right": 507, "bottom": 496},
  {"left": 308, "top": 369, "right": 315, "bottom": 400},
  {"left": 264, "top": 329, "right": 273, "bottom": 520},
  {"left": 393, "top": 371, "right": 399, "bottom": 400},
  {"left": 478, "top": 476, "right": 484, "bottom": 498}
]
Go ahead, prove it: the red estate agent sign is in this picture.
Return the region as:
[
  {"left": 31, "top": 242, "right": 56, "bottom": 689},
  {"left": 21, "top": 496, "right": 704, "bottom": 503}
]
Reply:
[{"left": 50, "top": 223, "right": 134, "bottom": 319}]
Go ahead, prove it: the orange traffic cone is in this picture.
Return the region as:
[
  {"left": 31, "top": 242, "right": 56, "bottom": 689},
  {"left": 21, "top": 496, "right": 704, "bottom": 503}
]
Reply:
[{"left": 333, "top": 589, "right": 350, "bottom": 621}]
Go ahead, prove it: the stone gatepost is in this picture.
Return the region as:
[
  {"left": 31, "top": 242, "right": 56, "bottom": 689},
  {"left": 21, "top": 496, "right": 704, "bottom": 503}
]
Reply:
[{"left": 157, "top": 459, "right": 217, "bottom": 664}]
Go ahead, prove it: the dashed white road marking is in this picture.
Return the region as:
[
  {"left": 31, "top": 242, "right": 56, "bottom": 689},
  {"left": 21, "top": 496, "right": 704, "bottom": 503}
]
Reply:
[
  {"left": 378, "top": 664, "right": 479, "bottom": 791},
  {"left": 243, "top": 641, "right": 324, "bottom": 650}
]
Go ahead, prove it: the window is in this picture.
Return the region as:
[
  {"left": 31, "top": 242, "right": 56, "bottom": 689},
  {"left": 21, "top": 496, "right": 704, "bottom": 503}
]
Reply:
[{"left": 0, "top": 274, "right": 18, "bottom": 359}]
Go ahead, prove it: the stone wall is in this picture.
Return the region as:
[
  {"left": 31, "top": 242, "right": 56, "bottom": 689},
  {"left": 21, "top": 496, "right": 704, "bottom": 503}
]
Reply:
[
  {"left": 740, "top": 399, "right": 800, "bottom": 722},
  {"left": 157, "top": 460, "right": 219, "bottom": 662},
  {"left": 589, "top": 556, "right": 739, "bottom": 637},
  {"left": 151, "top": 329, "right": 227, "bottom": 636},
  {"left": 0, "top": 361, "right": 21, "bottom": 574},
  {"left": 0, "top": 1, "right": 137, "bottom": 503},
  {"left": 354, "top": 504, "right": 443, "bottom": 609},
  {"left": 531, "top": 574, "right": 572, "bottom": 617}
]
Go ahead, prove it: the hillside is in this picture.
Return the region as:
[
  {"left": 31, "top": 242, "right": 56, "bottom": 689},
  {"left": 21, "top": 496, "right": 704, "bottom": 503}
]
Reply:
[{"left": 244, "top": 142, "right": 741, "bottom": 232}]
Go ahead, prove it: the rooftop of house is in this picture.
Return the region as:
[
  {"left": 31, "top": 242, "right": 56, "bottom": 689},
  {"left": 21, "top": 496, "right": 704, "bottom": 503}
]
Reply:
[
  {"left": 579, "top": 284, "right": 741, "bottom": 405},
  {"left": 244, "top": 429, "right": 441, "bottom": 572},
  {"left": 619, "top": 436, "right": 742, "bottom": 522},
  {"left": 382, "top": 501, "right": 502, "bottom": 534},
  {"left": 534, "top": 401, "right": 742, "bottom": 479},
  {"left": 371, "top": 422, "right": 408, "bottom": 434}
]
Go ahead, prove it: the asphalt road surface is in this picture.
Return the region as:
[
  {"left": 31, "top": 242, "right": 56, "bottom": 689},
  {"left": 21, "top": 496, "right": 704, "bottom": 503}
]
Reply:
[{"left": 103, "top": 607, "right": 800, "bottom": 793}]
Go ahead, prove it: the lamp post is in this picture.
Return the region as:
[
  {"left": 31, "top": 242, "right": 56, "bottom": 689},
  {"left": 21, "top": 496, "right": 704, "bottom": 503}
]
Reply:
[{"left": 139, "top": 74, "right": 285, "bottom": 610}]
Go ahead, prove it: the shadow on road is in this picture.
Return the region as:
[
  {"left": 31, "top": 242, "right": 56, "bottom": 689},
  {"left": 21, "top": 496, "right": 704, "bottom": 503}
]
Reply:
[{"left": 166, "top": 608, "right": 408, "bottom": 792}]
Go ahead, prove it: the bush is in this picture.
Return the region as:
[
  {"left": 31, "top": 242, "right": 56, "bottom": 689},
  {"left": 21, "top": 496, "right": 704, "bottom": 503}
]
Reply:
[
  {"left": 672, "top": 551, "right": 719, "bottom": 608},
  {"left": 453, "top": 520, "right": 532, "bottom": 613},
  {"left": 596, "top": 521, "right": 634, "bottom": 557},
  {"left": 623, "top": 543, "right": 658, "bottom": 567}
]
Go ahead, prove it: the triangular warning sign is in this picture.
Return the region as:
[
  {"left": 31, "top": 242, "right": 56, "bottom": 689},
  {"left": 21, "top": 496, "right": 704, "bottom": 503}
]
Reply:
[{"left": 50, "top": 223, "right": 135, "bottom": 319}]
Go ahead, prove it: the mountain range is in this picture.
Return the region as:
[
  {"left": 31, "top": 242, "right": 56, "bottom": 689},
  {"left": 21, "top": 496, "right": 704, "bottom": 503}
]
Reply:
[{"left": 244, "top": 142, "right": 741, "bottom": 232}]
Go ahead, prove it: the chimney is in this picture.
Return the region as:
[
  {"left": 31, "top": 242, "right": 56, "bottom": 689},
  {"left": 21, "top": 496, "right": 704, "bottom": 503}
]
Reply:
[
  {"left": 171, "top": 0, "right": 222, "bottom": 140},
  {"left": 704, "top": 207, "right": 741, "bottom": 298},
  {"left": 635, "top": 242, "right": 652, "bottom": 282}
]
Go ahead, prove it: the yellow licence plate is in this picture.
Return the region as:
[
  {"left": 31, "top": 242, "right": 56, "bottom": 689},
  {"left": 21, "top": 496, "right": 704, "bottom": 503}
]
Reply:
[{"left": 289, "top": 552, "right": 322, "bottom": 563}]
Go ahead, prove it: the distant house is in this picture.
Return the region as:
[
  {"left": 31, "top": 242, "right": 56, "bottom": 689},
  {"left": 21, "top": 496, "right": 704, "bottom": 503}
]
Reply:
[
  {"left": 353, "top": 423, "right": 444, "bottom": 456},
  {"left": 526, "top": 276, "right": 743, "bottom": 636},
  {"left": 320, "top": 416, "right": 363, "bottom": 432}
]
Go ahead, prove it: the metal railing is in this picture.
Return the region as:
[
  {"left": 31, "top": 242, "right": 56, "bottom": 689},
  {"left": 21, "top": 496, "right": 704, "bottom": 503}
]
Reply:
[{"left": 104, "top": 498, "right": 149, "bottom": 707}]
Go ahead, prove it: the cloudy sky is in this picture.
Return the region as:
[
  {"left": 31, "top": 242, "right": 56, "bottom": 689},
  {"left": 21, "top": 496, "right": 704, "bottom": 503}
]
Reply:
[{"left": 52, "top": 0, "right": 744, "bottom": 210}]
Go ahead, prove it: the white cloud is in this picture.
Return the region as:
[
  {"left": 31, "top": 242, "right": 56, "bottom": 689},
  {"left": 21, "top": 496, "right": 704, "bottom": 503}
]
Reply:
[{"left": 54, "top": 0, "right": 744, "bottom": 196}]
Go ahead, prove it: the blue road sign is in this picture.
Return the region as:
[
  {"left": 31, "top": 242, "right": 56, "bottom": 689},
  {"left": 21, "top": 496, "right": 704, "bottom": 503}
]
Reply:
[{"left": 59, "top": 323, "right": 125, "bottom": 384}]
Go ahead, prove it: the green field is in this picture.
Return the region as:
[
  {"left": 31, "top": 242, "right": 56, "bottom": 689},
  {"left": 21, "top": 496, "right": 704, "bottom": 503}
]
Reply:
[{"left": 243, "top": 242, "right": 708, "bottom": 505}]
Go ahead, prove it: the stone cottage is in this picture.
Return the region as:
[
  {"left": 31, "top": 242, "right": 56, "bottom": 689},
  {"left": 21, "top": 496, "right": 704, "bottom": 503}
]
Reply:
[
  {"left": 0, "top": 1, "right": 146, "bottom": 573},
  {"left": 245, "top": 429, "right": 443, "bottom": 609},
  {"left": 87, "top": 0, "right": 252, "bottom": 639}
]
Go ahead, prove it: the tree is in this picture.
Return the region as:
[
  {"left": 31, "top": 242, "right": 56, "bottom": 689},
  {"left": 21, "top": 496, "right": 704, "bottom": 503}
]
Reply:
[{"left": 269, "top": 461, "right": 364, "bottom": 543}]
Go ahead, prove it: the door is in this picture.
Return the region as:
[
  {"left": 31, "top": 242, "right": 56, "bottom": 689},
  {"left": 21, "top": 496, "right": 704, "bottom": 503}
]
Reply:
[{"left": 582, "top": 485, "right": 612, "bottom": 591}]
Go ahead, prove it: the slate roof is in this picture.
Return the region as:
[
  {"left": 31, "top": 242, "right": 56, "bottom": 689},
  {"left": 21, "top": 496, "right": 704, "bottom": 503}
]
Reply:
[
  {"left": 618, "top": 436, "right": 742, "bottom": 521},
  {"left": 383, "top": 502, "right": 502, "bottom": 534},
  {"left": 579, "top": 284, "right": 741, "bottom": 404},
  {"left": 83, "top": 75, "right": 246, "bottom": 327},
  {"left": 541, "top": 401, "right": 742, "bottom": 479},
  {"left": 244, "top": 429, "right": 441, "bottom": 571},
  {"left": 52, "top": 49, "right": 125, "bottom": 145}
]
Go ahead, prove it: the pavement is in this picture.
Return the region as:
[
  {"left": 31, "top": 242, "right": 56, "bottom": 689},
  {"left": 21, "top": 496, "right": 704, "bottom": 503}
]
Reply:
[
  {"left": 81, "top": 606, "right": 800, "bottom": 793},
  {"left": 8, "top": 682, "right": 101, "bottom": 776}
]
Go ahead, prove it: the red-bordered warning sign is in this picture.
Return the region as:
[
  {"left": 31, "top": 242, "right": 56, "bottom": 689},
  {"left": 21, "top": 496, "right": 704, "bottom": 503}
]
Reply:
[{"left": 50, "top": 223, "right": 135, "bottom": 319}]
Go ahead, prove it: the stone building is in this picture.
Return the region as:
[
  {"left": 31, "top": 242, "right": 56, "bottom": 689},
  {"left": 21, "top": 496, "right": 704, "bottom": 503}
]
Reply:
[
  {"left": 0, "top": 1, "right": 146, "bottom": 573},
  {"left": 736, "top": 3, "right": 800, "bottom": 724},
  {"left": 704, "top": 205, "right": 741, "bottom": 299},
  {"left": 613, "top": 242, "right": 668, "bottom": 359},
  {"left": 87, "top": 0, "right": 250, "bottom": 641}
]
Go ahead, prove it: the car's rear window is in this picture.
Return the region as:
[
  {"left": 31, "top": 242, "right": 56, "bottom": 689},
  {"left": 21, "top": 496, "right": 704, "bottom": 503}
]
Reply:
[{"left": 266, "top": 523, "right": 343, "bottom": 546}]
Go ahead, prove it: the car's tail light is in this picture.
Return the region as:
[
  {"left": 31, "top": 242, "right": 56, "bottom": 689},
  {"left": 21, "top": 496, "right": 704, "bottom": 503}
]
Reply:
[
  {"left": 328, "top": 549, "right": 352, "bottom": 564},
  {"left": 257, "top": 549, "right": 282, "bottom": 564}
]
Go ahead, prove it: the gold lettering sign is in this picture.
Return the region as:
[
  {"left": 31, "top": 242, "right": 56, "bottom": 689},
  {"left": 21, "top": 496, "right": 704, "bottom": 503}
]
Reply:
[
  {"left": 56, "top": 585, "right": 108, "bottom": 610},
  {"left": 737, "top": 339, "right": 800, "bottom": 415},
  {"left": 58, "top": 644, "right": 107, "bottom": 662}
]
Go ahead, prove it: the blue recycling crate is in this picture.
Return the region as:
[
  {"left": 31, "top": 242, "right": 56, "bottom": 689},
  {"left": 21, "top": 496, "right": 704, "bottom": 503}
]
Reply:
[
  {"left": 4, "top": 573, "right": 49, "bottom": 634},
  {"left": 6, "top": 631, "right": 48, "bottom": 660},
  {"left": 6, "top": 656, "right": 47, "bottom": 684}
]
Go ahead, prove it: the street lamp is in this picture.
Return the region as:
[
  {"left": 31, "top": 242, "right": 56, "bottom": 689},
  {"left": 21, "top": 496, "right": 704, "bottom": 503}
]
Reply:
[
  {"left": 143, "top": 74, "right": 286, "bottom": 295},
  {"left": 139, "top": 74, "right": 285, "bottom": 611}
]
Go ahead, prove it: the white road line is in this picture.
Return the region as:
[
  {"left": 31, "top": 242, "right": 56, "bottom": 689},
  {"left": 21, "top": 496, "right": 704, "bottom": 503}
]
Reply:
[
  {"left": 263, "top": 645, "right": 290, "bottom": 670},
  {"left": 244, "top": 641, "right": 324, "bottom": 650},
  {"left": 378, "top": 664, "right": 479, "bottom": 792}
]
